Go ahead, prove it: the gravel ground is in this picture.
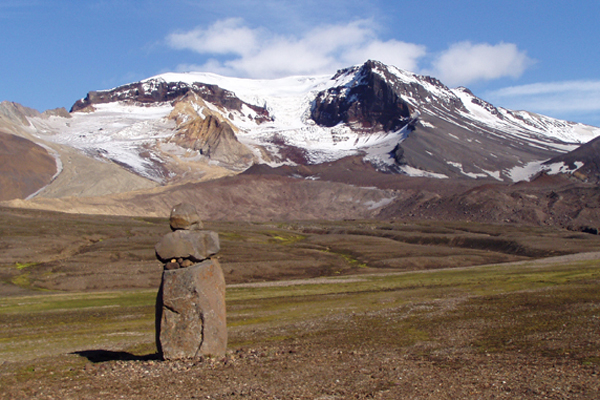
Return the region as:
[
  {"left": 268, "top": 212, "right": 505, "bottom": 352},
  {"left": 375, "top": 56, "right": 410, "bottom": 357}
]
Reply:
[{"left": 2, "top": 344, "right": 598, "bottom": 399}]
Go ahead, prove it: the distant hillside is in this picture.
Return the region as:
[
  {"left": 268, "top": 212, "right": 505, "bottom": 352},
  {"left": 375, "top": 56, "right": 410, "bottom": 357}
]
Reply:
[{"left": 0, "top": 131, "right": 56, "bottom": 201}]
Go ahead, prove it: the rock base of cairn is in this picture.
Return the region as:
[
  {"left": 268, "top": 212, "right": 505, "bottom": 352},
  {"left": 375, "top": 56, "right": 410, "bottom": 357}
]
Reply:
[{"left": 155, "top": 203, "right": 227, "bottom": 360}]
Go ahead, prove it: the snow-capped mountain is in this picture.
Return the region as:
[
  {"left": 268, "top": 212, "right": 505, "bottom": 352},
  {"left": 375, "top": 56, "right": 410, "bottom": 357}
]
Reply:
[{"left": 25, "top": 60, "right": 600, "bottom": 184}]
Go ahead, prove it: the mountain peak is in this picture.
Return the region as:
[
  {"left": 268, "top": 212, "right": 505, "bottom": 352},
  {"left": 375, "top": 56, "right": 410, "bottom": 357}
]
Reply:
[
  {"left": 311, "top": 60, "right": 415, "bottom": 133},
  {"left": 0, "top": 100, "right": 40, "bottom": 126}
]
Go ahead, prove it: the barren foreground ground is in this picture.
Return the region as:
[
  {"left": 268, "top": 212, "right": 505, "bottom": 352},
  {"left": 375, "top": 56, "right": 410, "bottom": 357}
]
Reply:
[{"left": 1, "top": 207, "right": 599, "bottom": 399}]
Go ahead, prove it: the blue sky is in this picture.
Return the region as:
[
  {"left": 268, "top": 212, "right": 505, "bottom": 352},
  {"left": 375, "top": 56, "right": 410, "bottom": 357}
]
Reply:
[{"left": 2, "top": 0, "right": 599, "bottom": 127}]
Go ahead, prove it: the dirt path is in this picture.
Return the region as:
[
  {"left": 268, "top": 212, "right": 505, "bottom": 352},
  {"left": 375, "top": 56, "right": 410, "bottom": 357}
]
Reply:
[{"left": 228, "top": 251, "right": 600, "bottom": 289}]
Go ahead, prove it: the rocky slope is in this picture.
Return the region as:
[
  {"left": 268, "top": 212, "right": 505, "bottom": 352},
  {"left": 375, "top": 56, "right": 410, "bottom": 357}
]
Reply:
[
  {"left": 71, "top": 78, "right": 272, "bottom": 122},
  {"left": 4, "top": 172, "right": 399, "bottom": 221},
  {"left": 542, "top": 135, "right": 600, "bottom": 183},
  {"left": 166, "top": 92, "right": 256, "bottom": 169}
]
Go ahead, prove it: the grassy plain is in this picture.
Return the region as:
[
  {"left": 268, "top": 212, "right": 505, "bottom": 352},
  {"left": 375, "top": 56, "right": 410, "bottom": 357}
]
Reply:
[{"left": 3, "top": 206, "right": 600, "bottom": 293}]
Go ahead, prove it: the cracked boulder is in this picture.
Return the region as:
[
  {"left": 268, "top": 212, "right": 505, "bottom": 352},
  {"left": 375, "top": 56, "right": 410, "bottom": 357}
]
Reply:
[{"left": 155, "top": 259, "right": 227, "bottom": 360}]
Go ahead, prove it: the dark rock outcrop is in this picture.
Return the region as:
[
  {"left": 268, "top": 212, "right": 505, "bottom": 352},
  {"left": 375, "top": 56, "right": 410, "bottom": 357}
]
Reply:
[
  {"left": 311, "top": 60, "right": 414, "bottom": 133},
  {"left": 392, "top": 143, "right": 406, "bottom": 165}
]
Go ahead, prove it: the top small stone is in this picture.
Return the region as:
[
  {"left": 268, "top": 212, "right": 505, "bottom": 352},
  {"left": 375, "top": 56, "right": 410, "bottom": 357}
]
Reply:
[{"left": 170, "top": 203, "right": 203, "bottom": 231}]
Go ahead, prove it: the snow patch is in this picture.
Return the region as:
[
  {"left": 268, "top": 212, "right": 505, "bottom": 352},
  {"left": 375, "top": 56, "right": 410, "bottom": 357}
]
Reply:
[
  {"left": 447, "top": 161, "right": 488, "bottom": 179},
  {"left": 507, "top": 161, "right": 546, "bottom": 182},
  {"left": 453, "top": 87, "right": 600, "bottom": 145},
  {"left": 508, "top": 160, "right": 586, "bottom": 182},
  {"left": 479, "top": 168, "right": 503, "bottom": 181},
  {"left": 544, "top": 161, "right": 584, "bottom": 175},
  {"left": 400, "top": 165, "right": 448, "bottom": 179},
  {"left": 364, "top": 197, "right": 396, "bottom": 210}
]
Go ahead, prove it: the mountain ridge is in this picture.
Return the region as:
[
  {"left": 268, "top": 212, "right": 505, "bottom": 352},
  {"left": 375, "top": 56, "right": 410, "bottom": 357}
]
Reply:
[
  {"left": 59, "top": 60, "right": 599, "bottom": 182},
  {"left": 2, "top": 60, "right": 600, "bottom": 233}
]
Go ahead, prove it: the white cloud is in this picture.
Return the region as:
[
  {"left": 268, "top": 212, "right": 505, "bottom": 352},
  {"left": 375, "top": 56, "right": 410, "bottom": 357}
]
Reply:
[
  {"left": 166, "top": 19, "right": 427, "bottom": 78},
  {"left": 430, "top": 41, "right": 534, "bottom": 87},
  {"left": 225, "top": 39, "right": 335, "bottom": 78},
  {"left": 167, "top": 18, "right": 260, "bottom": 56},
  {"left": 487, "top": 80, "right": 600, "bottom": 116},
  {"left": 492, "top": 80, "right": 600, "bottom": 98},
  {"left": 342, "top": 40, "right": 426, "bottom": 73}
]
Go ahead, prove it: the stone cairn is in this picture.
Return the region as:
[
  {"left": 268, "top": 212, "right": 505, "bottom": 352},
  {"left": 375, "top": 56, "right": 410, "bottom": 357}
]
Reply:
[{"left": 154, "top": 203, "right": 227, "bottom": 360}]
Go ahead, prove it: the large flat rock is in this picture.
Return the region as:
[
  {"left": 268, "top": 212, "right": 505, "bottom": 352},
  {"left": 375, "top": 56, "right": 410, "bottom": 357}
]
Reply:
[{"left": 155, "top": 230, "right": 220, "bottom": 262}]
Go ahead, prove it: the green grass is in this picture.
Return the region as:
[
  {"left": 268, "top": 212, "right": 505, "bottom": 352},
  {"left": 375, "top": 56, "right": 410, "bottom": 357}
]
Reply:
[
  {"left": 264, "top": 230, "right": 306, "bottom": 245},
  {"left": 316, "top": 248, "right": 370, "bottom": 269},
  {"left": 10, "top": 272, "right": 31, "bottom": 288},
  {"left": 225, "top": 260, "right": 600, "bottom": 303},
  {"left": 0, "top": 290, "right": 157, "bottom": 314},
  {"left": 14, "top": 262, "right": 38, "bottom": 270},
  {"left": 0, "top": 290, "right": 159, "bottom": 362}
]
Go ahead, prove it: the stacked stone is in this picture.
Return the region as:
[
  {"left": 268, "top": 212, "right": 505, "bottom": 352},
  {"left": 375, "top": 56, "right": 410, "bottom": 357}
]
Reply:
[{"left": 155, "top": 203, "right": 227, "bottom": 360}]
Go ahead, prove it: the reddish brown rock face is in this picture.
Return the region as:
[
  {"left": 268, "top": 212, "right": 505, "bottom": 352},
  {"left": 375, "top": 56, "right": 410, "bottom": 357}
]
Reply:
[{"left": 156, "top": 259, "right": 227, "bottom": 360}]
